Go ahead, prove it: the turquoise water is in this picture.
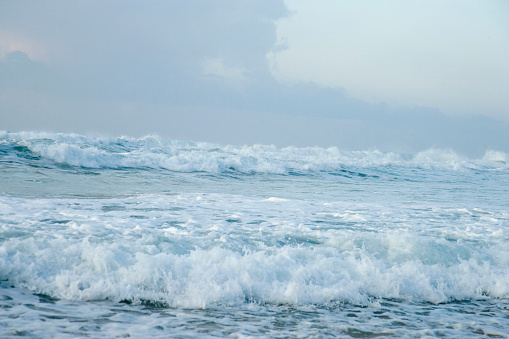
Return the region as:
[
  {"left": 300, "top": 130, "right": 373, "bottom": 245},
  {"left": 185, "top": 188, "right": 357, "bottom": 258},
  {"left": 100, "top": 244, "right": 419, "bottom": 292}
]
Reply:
[{"left": 1, "top": 131, "right": 508, "bottom": 337}]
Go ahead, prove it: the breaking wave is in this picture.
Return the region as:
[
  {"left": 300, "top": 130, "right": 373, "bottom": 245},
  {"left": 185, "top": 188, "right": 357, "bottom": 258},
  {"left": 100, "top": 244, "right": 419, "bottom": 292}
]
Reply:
[{"left": 1, "top": 131, "right": 507, "bottom": 174}]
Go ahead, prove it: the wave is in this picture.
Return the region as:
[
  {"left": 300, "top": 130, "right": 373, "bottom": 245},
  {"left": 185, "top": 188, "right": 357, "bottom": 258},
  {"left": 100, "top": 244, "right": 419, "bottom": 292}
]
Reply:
[
  {"left": 1, "top": 131, "right": 507, "bottom": 174},
  {"left": 1, "top": 226, "right": 508, "bottom": 308}
]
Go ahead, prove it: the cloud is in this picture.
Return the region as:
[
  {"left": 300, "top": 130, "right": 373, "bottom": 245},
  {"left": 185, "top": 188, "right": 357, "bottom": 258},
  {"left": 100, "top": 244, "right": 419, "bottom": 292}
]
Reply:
[
  {"left": 203, "top": 58, "right": 247, "bottom": 82},
  {"left": 0, "top": 1, "right": 287, "bottom": 99},
  {"left": 270, "top": 0, "right": 509, "bottom": 121},
  {"left": 0, "top": 31, "right": 48, "bottom": 62}
]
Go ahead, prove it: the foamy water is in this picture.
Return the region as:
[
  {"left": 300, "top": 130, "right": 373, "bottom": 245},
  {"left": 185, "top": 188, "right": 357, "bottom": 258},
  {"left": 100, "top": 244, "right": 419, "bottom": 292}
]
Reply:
[{"left": 1, "top": 131, "right": 508, "bottom": 337}]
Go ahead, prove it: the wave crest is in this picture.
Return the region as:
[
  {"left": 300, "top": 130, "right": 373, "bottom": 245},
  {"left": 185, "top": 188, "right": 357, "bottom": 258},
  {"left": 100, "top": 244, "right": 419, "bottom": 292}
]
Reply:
[{"left": 1, "top": 131, "right": 507, "bottom": 173}]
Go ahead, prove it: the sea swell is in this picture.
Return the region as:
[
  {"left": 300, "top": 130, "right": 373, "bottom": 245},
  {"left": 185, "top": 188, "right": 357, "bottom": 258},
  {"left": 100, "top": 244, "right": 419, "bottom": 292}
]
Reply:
[{"left": 1, "top": 131, "right": 507, "bottom": 174}]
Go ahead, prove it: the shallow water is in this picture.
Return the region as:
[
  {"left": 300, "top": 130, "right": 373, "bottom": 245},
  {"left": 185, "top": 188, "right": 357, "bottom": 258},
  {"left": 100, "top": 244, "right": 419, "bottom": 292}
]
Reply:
[
  {"left": 2, "top": 281, "right": 509, "bottom": 338},
  {"left": 1, "top": 131, "right": 508, "bottom": 337}
]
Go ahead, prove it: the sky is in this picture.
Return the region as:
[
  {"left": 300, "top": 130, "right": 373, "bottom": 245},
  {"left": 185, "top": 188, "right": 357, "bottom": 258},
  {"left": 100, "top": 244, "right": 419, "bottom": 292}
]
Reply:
[{"left": 1, "top": 0, "right": 508, "bottom": 156}]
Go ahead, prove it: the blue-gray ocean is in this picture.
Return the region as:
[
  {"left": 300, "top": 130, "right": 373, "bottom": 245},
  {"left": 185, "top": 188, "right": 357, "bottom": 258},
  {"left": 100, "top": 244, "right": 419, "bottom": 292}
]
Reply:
[{"left": 1, "top": 131, "right": 508, "bottom": 338}]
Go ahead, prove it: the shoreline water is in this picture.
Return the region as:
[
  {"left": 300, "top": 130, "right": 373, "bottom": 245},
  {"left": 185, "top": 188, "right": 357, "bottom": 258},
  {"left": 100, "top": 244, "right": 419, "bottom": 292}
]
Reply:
[{"left": 1, "top": 131, "right": 508, "bottom": 337}]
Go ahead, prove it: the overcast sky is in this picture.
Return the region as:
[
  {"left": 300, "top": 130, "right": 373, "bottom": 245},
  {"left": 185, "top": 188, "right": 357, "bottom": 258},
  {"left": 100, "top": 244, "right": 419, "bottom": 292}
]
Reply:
[{"left": 1, "top": 0, "right": 508, "bottom": 156}]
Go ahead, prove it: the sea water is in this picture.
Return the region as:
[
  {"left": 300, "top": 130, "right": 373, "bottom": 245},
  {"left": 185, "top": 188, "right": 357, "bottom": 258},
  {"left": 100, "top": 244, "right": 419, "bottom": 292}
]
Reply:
[{"left": 1, "top": 131, "right": 508, "bottom": 338}]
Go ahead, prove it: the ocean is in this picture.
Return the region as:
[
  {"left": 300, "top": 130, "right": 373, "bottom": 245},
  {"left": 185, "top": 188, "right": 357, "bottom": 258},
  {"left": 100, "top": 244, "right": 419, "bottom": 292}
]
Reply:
[{"left": 1, "top": 131, "right": 508, "bottom": 338}]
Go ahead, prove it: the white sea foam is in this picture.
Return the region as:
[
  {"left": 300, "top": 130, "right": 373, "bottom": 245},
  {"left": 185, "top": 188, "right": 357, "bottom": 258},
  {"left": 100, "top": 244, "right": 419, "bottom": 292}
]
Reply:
[
  {"left": 265, "top": 197, "right": 289, "bottom": 202},
  {"left": 483, "top": 150, "right": 507, "bottom": 163},
  {"left": 1, "top": 193, "right": 508, "bottom": 308},
  {"left": 2, "top": 231, "right": 508, "bottom": 307},
  {"left": 1, "top": 131, "right": 508, "bottom": 173}
]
